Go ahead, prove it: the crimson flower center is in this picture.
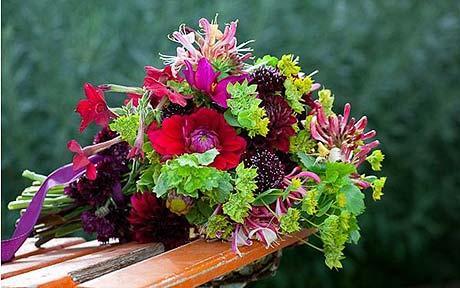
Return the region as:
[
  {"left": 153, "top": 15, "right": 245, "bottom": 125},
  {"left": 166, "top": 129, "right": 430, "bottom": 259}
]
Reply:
[
  {"left": 189, "top": 128, "right": 220, "bottom": 153},
  {"left": 95, "top": 103, "right": 106, "bottom": 113}
]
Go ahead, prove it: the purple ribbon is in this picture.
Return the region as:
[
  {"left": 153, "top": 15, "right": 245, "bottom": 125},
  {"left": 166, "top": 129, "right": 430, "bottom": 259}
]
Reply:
[{"left": 1, "top": 156, "right": 102, "bottom": 263}]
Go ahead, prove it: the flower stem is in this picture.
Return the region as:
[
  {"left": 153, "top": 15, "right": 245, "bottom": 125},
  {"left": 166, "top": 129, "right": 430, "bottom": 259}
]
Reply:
[{"left": 101, "top": 84, "right": 144, "bottom": 95}]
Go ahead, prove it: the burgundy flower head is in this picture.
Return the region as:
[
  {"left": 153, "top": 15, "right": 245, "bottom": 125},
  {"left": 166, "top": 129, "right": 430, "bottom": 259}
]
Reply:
[
  {"left": 128, "top": 192, "right": 189, "bottom": 249},
  {"left": 76, "top": 83, "right": 115, "bottom": 132},
  {"left": 262, "top": 94, "right": 297, "bottom": 152},
  {"left": 148, "top": 107, "right": 246, "bottom": 170}
]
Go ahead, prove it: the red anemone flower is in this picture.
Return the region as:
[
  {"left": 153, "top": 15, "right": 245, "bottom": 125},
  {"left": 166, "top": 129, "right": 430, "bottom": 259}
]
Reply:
[
  {"left": 148, "top": 107, "right": 246, "bottom": 170},
  {"left": 76, "top": 83, "right": 115, "bottom": 132}
]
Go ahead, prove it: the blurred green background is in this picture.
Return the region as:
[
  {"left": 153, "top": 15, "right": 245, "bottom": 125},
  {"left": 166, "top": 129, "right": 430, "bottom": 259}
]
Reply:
[{"left": 2, "top": 0, "right": 460, "bottom": 287}]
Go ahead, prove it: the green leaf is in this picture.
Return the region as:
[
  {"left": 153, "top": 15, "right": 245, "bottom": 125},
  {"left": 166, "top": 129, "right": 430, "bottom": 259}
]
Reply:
[
  {"left": 316, "top": 199, "right": 334, "bottom": 217},
  {"left": 223, "top": 109, "right": 241, "bottom": 127},
  {"left": 154, "top": 150, "right": 231, "bottom": 199},
  {"left": 185, "top": 199, "right": 214, "bottom": 225},
  {"left": 297, "top": 152, "right": 325, "bottom": 173},
  {"left": 342, "top": 184, "right": 365, "bottom": 216},
  {"left": 253, "top": 189, "right": 284, "bottom": 206}
]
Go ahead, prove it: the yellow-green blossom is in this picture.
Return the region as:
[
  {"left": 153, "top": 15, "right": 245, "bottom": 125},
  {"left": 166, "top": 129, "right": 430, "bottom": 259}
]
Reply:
[{"left": 277, "top": 54, "right": 301, "bottom": 76}]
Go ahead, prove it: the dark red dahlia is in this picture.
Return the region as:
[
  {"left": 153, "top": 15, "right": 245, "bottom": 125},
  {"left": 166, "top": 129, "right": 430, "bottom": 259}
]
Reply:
[
  {"left": 262, "top": 94, "right": 297, "bottom": 152},
  {"left": 244, "top": 148, "right": 285, "bottom": 193},
  {"left": 148, "top": 108, "right": 246, "bottom": 170},
  {"left": 128, "top": 192, "right": 189, "bottom": 250},
  {"left": 76, "top": 83, "right": 115, "bottom": 132}
]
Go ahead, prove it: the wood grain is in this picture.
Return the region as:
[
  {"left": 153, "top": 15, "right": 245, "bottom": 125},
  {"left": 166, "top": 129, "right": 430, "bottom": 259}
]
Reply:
[
  {"left": 78, "top": 229, "right": 314, "bottom": 288},
  {"left": 1, "top": 242, "right": 164, "bottom": 288}
]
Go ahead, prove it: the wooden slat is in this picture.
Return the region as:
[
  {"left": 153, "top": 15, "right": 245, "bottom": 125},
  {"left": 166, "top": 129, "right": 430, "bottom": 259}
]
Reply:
[
  {"left": 1, "top": 242, "right": 164, "bottom": 288},
  {"left": 1, "top": 240, "right": 116, "bottom": 279},
  {"left": 78, "top": 229, "right": 314, "bottom": 288},
  {"left": 14, "top": 237, "right": 86, "bottom": 260}
]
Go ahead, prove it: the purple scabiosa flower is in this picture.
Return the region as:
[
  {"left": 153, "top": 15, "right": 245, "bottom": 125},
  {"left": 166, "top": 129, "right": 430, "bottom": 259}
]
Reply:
[
  {"left": 73, "top": 159, "right": 122, "bottom": 207},
  {"left": 250, "top": 66, "right": 286, "bottom": 94},
  {"left": 310, "top": 103, "right": 379, "bottom": 166},
  {"left": 81, "top": 210, "right": 116, "bottom": 243},
  {"left": 243, "top": 148, "right": 285, "bottom": 193}
]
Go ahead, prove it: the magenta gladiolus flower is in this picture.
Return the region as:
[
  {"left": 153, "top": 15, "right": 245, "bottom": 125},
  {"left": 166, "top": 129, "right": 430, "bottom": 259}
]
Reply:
[{"left": 183, "top": 58, "right": 247, "bottom": 107}]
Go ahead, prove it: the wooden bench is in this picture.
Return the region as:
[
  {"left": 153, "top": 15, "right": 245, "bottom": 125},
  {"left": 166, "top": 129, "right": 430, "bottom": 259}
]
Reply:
[{"left": 1, "top": 229, "right": 313, "bottom": 287}]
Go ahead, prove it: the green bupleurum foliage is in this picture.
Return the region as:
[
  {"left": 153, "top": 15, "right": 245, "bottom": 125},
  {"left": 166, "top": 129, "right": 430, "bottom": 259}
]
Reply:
[
  {"left": 222, "top": 163, "right": 257, "bottom": 223},
  {"left": 280, "top": 207, "right": 301, "bottom": 234},
  {"left": 318, "top": 89, "right": 334, "bottom": 116},
  {"left": 206, "top": 214, "right": 233, "bottom": 239},
  {"left": 226, "top": 80, "right": 269, "bottom": 137},
  {"left": 255, "top": 54, "right": 279, "bottom": 67},
  {"left": 109, "top": 114, "right": 140, "bottom": 145},
  {"left": 366, "top": 149, "right": 385, "bottom": 171}
]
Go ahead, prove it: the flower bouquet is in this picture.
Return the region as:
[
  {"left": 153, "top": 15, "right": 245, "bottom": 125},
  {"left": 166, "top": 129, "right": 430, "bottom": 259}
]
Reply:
[{"left": 4, "top": 17, "right": 386, "bottom": 270}]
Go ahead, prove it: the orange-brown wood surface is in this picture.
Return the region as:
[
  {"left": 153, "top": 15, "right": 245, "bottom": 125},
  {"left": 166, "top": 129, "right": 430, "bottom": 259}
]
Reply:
[
  {"left": 1, "top": 229, "right": 313, "bottom": 288},
  {"left": 78, "top": 229, "right": 313, "bottom": 288},
  {"left": 1, "top": 242, "right": 161, "bottom": 288},
  {"left": 14, "top": 237, "right": 85, "bottom": 260},
  {"left": 1, "top": 240, "right": 113, "bottom": 279}
]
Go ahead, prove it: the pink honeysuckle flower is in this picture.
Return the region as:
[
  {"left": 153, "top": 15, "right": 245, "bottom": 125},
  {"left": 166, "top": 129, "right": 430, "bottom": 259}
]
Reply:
[
  {"left": 161, "top": 17, "right": 253, "bottom": 76},
  {"left": 310, "top": 103, "right": 379, "bottom": 166},
  {"left": 183, "top": 58, "right": 247, "bottom": 108},
  {"left": 67, "top": 136, "right": 122, "bottom": 180}
]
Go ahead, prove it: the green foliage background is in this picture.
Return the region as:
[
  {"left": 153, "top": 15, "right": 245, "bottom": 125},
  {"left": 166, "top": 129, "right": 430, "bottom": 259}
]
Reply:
[{"left": 2, "top": 1, "right": 459, "bottom": 287}]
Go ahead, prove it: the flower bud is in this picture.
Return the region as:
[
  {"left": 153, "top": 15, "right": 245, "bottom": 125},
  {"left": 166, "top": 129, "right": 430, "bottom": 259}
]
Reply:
[{"left": 166, "top": 191, "right": 194, "bottom": 215}]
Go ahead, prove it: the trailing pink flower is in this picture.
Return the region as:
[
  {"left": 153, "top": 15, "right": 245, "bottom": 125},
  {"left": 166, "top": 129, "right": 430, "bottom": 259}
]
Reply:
[
  {"left": 67, "top": 140, "right": 97, "bottom": 180},
  {"left": 67, "top": 136, "right": 122, "bottom": 180},
  {"left": 161, "top": 17, "right": 252, "bottom": 75},
  {"left": 183, "top": 58, "right": 247, "bottom": 107},
  {"left": 310, "top": 103, "right": 379, "bottom": 166}
]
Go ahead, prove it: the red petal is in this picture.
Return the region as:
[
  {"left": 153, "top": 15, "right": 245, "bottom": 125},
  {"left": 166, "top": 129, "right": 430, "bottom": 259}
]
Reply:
[
  {"left": 67, "top": 140, "right": 83, "bottom": 153},
  {"left": 86, "top": 163, "right": 97, "bottom": 180},
  {"left": 72, "top": 154, "right": 90, "bottom": 171}
]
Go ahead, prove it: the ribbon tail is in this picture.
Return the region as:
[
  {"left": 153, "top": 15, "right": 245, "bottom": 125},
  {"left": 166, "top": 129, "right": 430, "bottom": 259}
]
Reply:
[{"left": 1, "top": 156, "right": 102, "bottom": 263}]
